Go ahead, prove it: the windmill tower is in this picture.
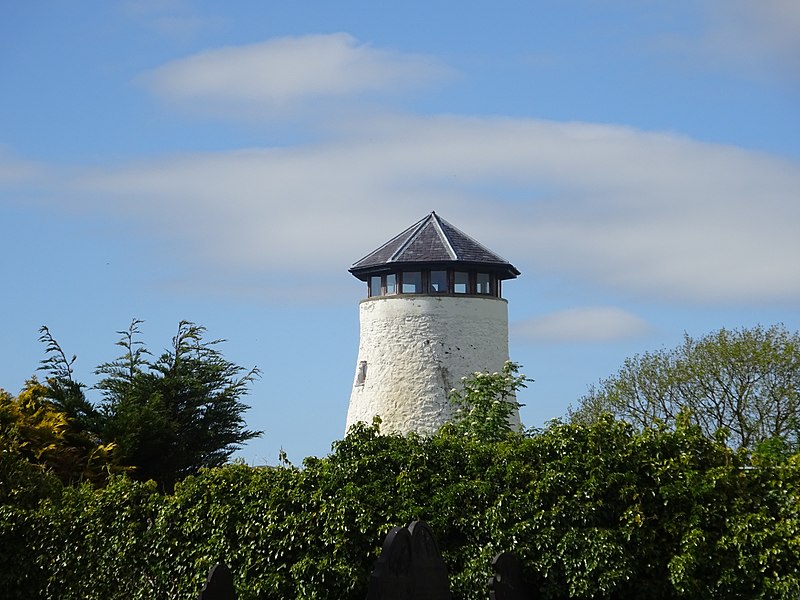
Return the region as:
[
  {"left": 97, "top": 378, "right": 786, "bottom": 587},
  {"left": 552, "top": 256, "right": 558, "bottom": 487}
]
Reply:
[{"left": 346, "top": 212, "right": 520, "bottom": 435}]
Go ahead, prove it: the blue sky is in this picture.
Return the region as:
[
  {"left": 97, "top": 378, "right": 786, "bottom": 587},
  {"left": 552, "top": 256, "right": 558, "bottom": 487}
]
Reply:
[{"left": 2, "top": 1, "right": 799, "bottom": 465}]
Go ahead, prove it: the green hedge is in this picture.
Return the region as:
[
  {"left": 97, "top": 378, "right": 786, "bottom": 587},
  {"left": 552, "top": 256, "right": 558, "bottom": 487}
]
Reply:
[{"left": 2, "top": 419, "right": 799, "bottom": 599}]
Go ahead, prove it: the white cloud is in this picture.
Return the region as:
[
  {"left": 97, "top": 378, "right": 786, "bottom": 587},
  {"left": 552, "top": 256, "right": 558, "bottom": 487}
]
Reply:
[
  {"left": 512, "top": 307, "right": 652, "bottom": 343},
  {"left": 140, "top": 33, "right": 452, "bottom": 117},
  {"left": 0, "top": 31, "right": 782, "bottom": 307},
  {"left": 73, "top": 113, "right": 800, "bottom": 305}
]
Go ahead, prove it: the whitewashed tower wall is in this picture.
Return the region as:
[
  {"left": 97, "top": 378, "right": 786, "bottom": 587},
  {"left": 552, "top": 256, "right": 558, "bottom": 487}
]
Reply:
[
  {"left": 346, "top": 295, "right": 513, "bottom": 435},
  {"left": 345, "top": 212, "right": 521, "bottom": 436}
]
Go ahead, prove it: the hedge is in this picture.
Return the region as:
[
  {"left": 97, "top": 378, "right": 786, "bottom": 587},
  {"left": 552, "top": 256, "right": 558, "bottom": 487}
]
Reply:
[{"left": 2, "top": 418, "right": 799, "bottom": 599}]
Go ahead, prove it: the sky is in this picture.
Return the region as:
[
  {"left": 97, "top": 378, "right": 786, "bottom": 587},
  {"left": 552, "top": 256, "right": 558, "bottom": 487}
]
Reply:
[{"left": 1, "top": 1, "right": 799, "bottom": 465}]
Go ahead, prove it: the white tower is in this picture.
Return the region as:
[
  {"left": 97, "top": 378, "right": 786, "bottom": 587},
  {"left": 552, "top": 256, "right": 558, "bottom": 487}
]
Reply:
[{"left": 346, "top": 212, "right": 521, "bottom": 435}]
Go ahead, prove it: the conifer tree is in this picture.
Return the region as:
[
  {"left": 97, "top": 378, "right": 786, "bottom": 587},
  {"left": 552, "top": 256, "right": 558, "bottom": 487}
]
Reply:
[{"left": 39, "top": 320, "right": 262, "bottom": 489}]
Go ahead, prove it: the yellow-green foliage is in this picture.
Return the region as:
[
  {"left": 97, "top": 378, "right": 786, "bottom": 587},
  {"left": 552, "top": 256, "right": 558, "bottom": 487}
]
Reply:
[
  {"left": 0, "top": 379, "right": 119, "bottom": 485},
  {"left": 2, "top": 381, "right": 69, "bottom": 460}
]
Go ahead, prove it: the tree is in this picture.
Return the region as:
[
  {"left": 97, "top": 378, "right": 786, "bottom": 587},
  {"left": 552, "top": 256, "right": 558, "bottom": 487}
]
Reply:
[
  {"left": 38, "top": 320, "right": 262, "bottom": 489},
  {"left": 95, "top": 320, "right": 262, "bottom": 489},
  {"left": 443, "top": 360, "right": 530, "bottom": 442},
  {"left": 0, "top": 379, "right": 118, "bottom": 490},
  {"left": 570, "top": 324, "right": 800, "bottom": 452},
  {"left": 38, "top": 326, "right": 100, "bottom": 434}
]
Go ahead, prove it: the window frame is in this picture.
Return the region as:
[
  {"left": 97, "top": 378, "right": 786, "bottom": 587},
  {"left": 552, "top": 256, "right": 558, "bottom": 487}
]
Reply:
[
  {"left": 365, "top": 268, "right": 501, "bottom": 298},
  {"left": 401, "top": 271, "right": 423, "bottom": 294}
]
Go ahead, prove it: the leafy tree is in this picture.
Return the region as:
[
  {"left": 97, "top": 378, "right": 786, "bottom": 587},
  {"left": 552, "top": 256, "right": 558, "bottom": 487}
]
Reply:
[
  {"left": 0, "top": 384, "right": 63, "bottom": 506},
  {"left": 444, "top": 361, "right": 530, "bottom": 442},
  {"left": 0, "top": 379, "right": 118, "bottom": 489},
  {"left": 570, "top": 324, "right": 800, "bottom": 451}
]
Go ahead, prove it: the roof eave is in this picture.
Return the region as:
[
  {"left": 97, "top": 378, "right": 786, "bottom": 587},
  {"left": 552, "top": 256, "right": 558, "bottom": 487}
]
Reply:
[{"left": 349, "top": 260, "right": 520, "bottom": 282}]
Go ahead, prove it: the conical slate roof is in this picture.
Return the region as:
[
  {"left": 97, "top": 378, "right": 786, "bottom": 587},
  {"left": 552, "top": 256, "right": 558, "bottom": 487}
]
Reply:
[{"left": 349, "top": 212, "right": 520, "bottom": 281}]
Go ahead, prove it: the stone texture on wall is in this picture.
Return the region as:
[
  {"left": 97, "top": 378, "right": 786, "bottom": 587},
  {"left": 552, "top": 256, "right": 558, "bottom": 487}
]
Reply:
[{"left": 346, "top": 295, "right": 516, "bottom": 436}]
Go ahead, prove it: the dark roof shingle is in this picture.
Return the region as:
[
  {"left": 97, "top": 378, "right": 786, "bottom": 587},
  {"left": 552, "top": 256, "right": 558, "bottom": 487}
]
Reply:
[{"left": 350, "top": 212, "right": 519, "bottom": 280}]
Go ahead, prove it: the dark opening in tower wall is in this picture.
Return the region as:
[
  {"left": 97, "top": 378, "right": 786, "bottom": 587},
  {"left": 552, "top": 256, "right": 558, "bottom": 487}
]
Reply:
[{"left": 355, "top": 361, "right": 367, "bottom": 386}]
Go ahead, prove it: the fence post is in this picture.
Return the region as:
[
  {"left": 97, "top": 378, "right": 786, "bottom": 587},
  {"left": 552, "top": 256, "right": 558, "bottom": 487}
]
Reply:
[
  {"left": 198, "top": 562, "right": 237, "bottom": 600},
  {"left": 367, "top": 520, "right": 451, "bottom": 600},
  {"left": 488, "top": 552, "right": 529, "bottom": 600}
]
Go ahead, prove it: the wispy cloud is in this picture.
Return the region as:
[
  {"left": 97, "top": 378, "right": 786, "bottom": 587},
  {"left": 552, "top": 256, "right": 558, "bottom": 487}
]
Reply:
[
  {"left": 73, "top": 113, "right": 800, "bottom": 305},
  {"left": 0, "top": 147, "right": 43, "bottom": 184},
  {"left": 7, "top": 33, "right": 799, "bottom": 308},
  {"left": 140, "top": 33, "right": 453, "bottom": 118},
  {"left": 512, "top": 307, "right": 652, "bottom": 343}
]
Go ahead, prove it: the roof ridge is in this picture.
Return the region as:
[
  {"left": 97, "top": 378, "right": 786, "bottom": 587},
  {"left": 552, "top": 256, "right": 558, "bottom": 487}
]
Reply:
[
  {"left": 348, "top": 215, "right": 425, "bottom": 268},
  {"left": 436, "top": 214, "right": 512, "bottom": 265},
  {"left": 430, "top": 212, "right": 458, "bottom": 260}
]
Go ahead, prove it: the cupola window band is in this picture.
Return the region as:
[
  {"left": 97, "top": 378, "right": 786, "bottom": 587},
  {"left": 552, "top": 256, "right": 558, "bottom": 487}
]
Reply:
[{"left": 366, "top": 269, "right": 499, "bottom": 298}]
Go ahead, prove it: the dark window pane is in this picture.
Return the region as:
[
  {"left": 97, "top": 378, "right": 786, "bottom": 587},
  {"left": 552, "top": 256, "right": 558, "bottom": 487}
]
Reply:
[
  {"left": 370, "top": 276, "right": 382, "bottom": 297},
  {"left": 402, "top": 271, "right": 422, "bottom": 293},
  {"left": 476, "top": 273, "right": 491, "bottom": 294},
  {"left": 454, "top": 271, "right": 468, "bottom": 293},
  {"left": 430, "top": 270, "right": 448, "bottom": 293},
  {"left": 386, "top": 273, "right": 397, "bottom": 295}
]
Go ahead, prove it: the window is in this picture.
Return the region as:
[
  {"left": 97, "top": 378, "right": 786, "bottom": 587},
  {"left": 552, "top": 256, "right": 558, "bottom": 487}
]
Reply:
[
  {"left": 369, "top": 275, "right": 382, "bottom": 297},
  {"left": 476, "top": 272, "right": 491, "bottom": 295},
  {"left": 402, "top": 271, "right": 422, "bottom": 293},
  {"left": 454, "top": 271, "right": 469, "bottom": 294},
  {"left": 355, "top": 361, "right": 367, "bottom": 385},
  {"left": 430, "top": 270, "right": 448, "bottom": 293},
  {"left": 370, "top": 269, "right": 500, "bottom": 297}
]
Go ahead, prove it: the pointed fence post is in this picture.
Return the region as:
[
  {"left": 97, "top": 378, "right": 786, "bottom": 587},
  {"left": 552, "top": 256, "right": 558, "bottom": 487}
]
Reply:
[
  {"left": 488, "top": 552, "right": 529, "bottom": 600},
  {"left": 366, "top": 526, "right": 413, "bottom": 600},
  {"left": 367, "top": 520, "right": 450, "bottom": 600},
  {"left": 408, "top": 520, "right": 451, "bottom": 600},
  {"left": 198, "top": 562, "right": 237, "bottom": 600}
]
